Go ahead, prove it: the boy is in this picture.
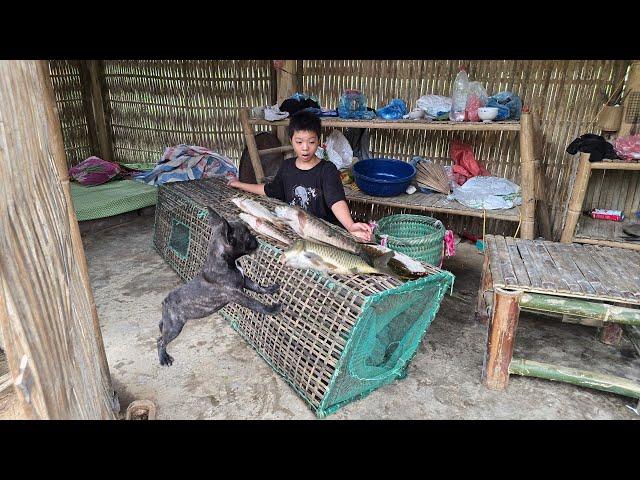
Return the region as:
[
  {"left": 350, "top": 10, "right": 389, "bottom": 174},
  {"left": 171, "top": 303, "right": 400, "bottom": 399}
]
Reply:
[{"left": 229, "top": 111, "right": 372, "bottom": 241}]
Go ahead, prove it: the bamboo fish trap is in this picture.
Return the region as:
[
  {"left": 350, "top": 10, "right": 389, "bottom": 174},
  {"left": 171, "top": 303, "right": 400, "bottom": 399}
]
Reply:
[{"left": 153, "top": 177, "right": 454, "bottom": 417}]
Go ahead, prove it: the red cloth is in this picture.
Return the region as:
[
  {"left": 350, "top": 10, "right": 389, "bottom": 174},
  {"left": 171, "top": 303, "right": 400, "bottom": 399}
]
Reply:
[{"left": 450, "top": 141, "right": 490, "bottom": 185}]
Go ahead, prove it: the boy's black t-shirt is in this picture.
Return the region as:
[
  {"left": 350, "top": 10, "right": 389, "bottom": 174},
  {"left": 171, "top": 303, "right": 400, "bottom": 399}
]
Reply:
[{"left": 264, "top": 157, "right": 346, "bottom": 225}]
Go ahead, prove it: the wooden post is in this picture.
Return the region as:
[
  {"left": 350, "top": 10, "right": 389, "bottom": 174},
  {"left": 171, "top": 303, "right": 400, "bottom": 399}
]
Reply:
[
  {"left": 519, "top": 111, "right": 536, "bottom": 240},
  {"left": 276, "top": 60, "right": 298, "bottom": 145},
  {"left": 84, "top": 60, "right": 114, "bottom": 162},
  {"left": 532, "top": 112, "right": 553, "bottom": 240},
  {"left": 239, "top": 107, "right": 266, "bottom": 183},
  {"left": 598, "top": 323, "right": 624, "bottom": 346},
  {"left": 483, "top": 288, "right": 523, "bottom": 390},
  {"left": 475, "top": 252, "right": 493, "bottom": 325},
  {"left": 77, "top": 61, "right": 100, "bottom": 158},
  {"left": 560, "top": 152, "right": 592, "bottom": 243}
]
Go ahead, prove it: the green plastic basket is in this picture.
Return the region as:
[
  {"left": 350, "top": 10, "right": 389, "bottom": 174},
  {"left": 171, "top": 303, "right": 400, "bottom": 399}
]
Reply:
[{"left": 374, "top": 214, "right": 445, "bottom": 266}]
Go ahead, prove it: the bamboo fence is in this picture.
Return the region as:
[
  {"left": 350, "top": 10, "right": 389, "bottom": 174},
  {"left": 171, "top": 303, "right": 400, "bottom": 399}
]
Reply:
[{"left": 48, "top": 60, "right": 633, "bottom": 239}]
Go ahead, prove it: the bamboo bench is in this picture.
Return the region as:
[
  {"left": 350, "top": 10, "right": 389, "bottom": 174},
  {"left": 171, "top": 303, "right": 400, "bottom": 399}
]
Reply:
[{"left": 476, "top": 234, "right": 640, "bottom": 406}]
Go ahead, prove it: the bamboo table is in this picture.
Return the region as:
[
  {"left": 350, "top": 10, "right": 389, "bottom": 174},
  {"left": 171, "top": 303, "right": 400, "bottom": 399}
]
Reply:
[
  {"left": 476, "top": 235, "right": 640, "bottom": 404},
  {"left": 239, "top": 108, "right": 538, "bottom": 240},
  {"left": 560, "top": 152, "right": 640, "bottom": 251}
]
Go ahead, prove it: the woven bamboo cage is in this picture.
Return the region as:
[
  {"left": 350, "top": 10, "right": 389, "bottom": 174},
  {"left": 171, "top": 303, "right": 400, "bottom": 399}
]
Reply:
[
  {"left": 49, "top": 60, "right": 633, "bottom": 240},
  {"left": 153, "top": 177, "right": 454, "bottom": 417}
]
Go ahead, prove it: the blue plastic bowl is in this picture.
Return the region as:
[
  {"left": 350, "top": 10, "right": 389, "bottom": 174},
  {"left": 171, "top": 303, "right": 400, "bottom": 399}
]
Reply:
[{"left": 352, "top": 158, "right": 416, "bottom": 197}]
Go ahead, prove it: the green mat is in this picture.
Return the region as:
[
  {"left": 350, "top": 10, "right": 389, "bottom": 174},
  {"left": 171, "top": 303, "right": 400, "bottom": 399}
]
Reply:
[{"left": 70, "top": 179, "right": 158, "bottom": 221}]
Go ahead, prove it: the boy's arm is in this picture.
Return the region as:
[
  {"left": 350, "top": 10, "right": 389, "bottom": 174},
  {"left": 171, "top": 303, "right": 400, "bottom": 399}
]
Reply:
[
  {"left": 331, "top": 200, "right": 372, "bottom": 241},
  {"left": 228, "top": 180, "right": 266, "bottom": 196}
]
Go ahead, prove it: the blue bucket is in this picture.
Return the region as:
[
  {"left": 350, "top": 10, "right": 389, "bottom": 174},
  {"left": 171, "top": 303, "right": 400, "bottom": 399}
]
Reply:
[{"left": 352, "top": 158, "right": 416, "bottom": 197}]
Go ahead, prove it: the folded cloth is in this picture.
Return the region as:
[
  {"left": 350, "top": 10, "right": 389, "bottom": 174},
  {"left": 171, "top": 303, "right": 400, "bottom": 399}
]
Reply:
[
  {"left": 566, "top": 133, "right": 618, "bottom": 162},
  {"left": 69, "top": 156, "right": 121, "bottom": 186},
  {"left": 133, "top": 145, "right": 238, "bottom": 186}
]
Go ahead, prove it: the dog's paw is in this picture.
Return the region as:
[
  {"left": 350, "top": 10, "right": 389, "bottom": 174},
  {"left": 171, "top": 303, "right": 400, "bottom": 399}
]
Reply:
[
  {"left": 265, "top": 283, "right": 280, "bottom": 294},
  {"left": 266, "top": 302, "right": 282, "bottom": 315},
  {"left": 159, "top": 350, "right": 174, "bottom": 367}
]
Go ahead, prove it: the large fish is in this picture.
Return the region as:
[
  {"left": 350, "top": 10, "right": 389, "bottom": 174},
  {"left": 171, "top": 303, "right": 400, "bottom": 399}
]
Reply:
[
  {"left": 231, "top": 197, "right": 281, "bottom": 225},
  {"left": 281, "top": 239, "right": 394, "bottom": 276},
  {"left": 360, "top": 244, "right": 429, "bottom": 279},
  {"left": 274, "top": 205, "right": 363, "bottom": 254},
  {"left": 238, "top": 213, "right": 291, "bottom": 246}
]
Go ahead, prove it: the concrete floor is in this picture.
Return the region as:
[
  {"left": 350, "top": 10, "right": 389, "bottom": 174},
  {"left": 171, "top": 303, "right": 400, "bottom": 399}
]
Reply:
[{"left": 80, "top": 212, "right": 639, "bottom": 420}]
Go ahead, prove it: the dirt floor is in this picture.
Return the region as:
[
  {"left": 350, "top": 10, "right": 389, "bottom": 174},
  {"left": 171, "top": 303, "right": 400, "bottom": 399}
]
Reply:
[{"left": 5, "top": 210, "right": 639, "bottom": 420}]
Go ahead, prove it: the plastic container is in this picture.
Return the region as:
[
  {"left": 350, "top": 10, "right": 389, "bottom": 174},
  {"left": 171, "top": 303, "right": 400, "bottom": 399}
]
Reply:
[
  {"left": 449, "top": 68, "right": 469, "bottom": 122},
  {"left": 352, "top": 159, "right": 416, "bottom": 197}
]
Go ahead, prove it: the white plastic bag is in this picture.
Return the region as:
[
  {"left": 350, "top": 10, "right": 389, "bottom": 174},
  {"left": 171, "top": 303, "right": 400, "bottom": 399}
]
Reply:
[
  {"left": 415, "top": 95, "right": 452, "bottom": 117},
  {"left": 450, "top": 176, "right": 522, "bottom": 210},
  {"left": 324, "top": 130, "right": 354, "bottom": 169}
]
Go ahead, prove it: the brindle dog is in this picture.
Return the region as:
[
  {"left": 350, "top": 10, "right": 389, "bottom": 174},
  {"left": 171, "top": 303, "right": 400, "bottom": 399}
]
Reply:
[{"left": 157, "top": 207, "right": 281, "bottom": 366}]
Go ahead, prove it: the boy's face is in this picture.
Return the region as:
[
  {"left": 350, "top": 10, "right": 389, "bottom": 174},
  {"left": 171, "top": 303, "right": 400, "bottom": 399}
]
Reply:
[{"left": 291, "top": 130, "right": 319, "bottom": 162}]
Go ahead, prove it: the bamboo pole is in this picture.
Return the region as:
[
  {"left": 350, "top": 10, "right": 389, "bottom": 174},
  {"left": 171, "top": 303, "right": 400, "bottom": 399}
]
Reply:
[
  {"left": 519, "top": 292, "right": 640, "bottom": 325},
  {"left": 239, "top": 107, "right": 266, "bottom": 183},
  {"left": 532, "top": 111, "right": 553, "bottom": 240},
  {"left": 77, "top": 61, "right": 100, "bottom": 157},
  {"left": 509, "top": 358, "right": 640, "bottom": 399},
  {"left": 590, "top": 162, "right": 640, "bottom": 170},
  {"left": 560, "top": 152, "right": 592, "bottom": 243},
  {"left": 249, "top": 118, "right": 522, "bottom": 131},
  {"left": 519, "top": 112, "right": 536, "bottom": 240},
  {"left": 483, "top": 288, "right": 523, "bottom": 390}
]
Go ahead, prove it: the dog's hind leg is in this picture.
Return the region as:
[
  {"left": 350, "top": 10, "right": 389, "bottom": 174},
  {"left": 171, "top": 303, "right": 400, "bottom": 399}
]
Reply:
[
  {"left": 233, "top": 291, "right": 282, "bottom": 316},
  {"left": 157, "top": 308, "right": 186, "bottom": 367},
  {"left": 243, "top": 276, "right": 280, "bottom": 295}
]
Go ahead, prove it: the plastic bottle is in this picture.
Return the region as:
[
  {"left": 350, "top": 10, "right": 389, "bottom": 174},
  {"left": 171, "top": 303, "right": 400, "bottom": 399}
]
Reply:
[{"left": 449, "top": 67, "right": 469, "bottom": 122}]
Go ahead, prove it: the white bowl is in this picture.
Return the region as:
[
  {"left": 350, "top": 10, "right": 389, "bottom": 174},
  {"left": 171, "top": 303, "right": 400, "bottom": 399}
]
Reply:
[{"left": 478, "top": 107, "right": 499, "bottom": 122}]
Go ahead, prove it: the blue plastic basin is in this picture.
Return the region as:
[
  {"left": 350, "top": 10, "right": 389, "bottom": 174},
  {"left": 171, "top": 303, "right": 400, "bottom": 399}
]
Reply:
[{"left": 352, "top": 158, "right": 416, "bottom": 197}]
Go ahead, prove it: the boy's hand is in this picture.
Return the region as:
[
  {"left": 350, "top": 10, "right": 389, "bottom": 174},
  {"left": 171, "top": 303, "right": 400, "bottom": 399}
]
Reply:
[
  {"left": 348, "top": 222, "right": 373, "bottom": 242},
  {"left": 228, "top": 179, "right": 240, "bottom": 188}
]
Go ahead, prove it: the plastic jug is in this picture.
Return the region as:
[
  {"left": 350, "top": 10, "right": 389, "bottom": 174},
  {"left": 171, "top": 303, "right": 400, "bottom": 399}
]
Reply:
[{"left": 449, "top": 67, "right": 469, "bottom": 122}]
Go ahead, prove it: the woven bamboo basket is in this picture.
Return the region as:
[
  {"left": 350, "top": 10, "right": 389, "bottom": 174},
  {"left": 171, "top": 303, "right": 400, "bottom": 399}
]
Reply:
[
  {"left": 374, "top": 214, "right": 445, "bottom": 266},
  {"left": 153, "top": 177, "right": 454, "bottom": 417}
]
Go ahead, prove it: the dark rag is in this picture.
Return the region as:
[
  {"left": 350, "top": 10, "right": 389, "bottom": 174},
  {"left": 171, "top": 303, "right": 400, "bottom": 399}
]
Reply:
[{"left": 566, "top": 134, "right": 618, "bottom": 162}]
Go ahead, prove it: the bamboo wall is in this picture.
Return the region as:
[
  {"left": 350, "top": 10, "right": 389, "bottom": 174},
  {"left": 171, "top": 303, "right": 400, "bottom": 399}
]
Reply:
[
  {"left": 0, "top": 61, "right": 116, "bottom": 419},
  {"left": 49, "top": 60, "right": 633, "bottom": 239},
  {"left": 303, "top": 60, "right": 633, "bottom": 238}
]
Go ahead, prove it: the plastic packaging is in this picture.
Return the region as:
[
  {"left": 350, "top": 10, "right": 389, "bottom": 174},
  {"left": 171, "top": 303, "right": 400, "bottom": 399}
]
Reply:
[
  {"left": 465, "top": 81, "right": 489, "bottom": 122},
  {"left": 486, "top": 91, "right": 522, "bottom": 121},
  {"left": 613, "top": 134, "right": 640, "bottom": 160},
  {"left": 377, "top": 98, "right": 408, "bottom": 120},
  {"left": 415, "top": 95, "right": 452, "bottom": 118},
  {"left": 337, "top": 89, "right": 376, "bottom": 119},
  {"left": 449, "top": 68, "right": 469, "bottom": 121},
  {"left": 324, "top": 130, "right": 354, "bottom": 170}
]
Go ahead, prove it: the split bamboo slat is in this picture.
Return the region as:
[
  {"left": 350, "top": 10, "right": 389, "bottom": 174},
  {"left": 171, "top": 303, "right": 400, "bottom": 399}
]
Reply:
[{"left": 0, "top": 61, "right": 117, "bottom": 419}]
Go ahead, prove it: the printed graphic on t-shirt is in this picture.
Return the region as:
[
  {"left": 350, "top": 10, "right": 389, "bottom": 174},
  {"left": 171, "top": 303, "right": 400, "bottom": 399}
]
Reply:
[{"left": 291, "top": 185, "right": 317, "bottom": 209}]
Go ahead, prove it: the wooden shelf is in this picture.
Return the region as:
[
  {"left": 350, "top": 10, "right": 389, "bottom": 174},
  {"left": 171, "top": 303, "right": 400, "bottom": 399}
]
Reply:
[
  {"left": 344, "top": 185, "right": 522, "bottom": 222},
  {"left": 240, "top": 107, "right": 536, "bottom": 239},
  {"left": 590, "top": 161, "right": 640, "bottom": 170},
  {"left": 573, "top": 215, "right": 640, "bottom": 251},
  {"left": 248, "top": 117, "right": 521, "bottom": 131},
  {"left": 561, "top": 152, "right": 640, "bottom": 248}
]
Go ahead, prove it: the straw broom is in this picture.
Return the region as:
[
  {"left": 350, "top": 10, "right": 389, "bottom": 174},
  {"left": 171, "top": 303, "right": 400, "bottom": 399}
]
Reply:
[{"left": 415, "top": 161, "right": 451, "bottom": 195}]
